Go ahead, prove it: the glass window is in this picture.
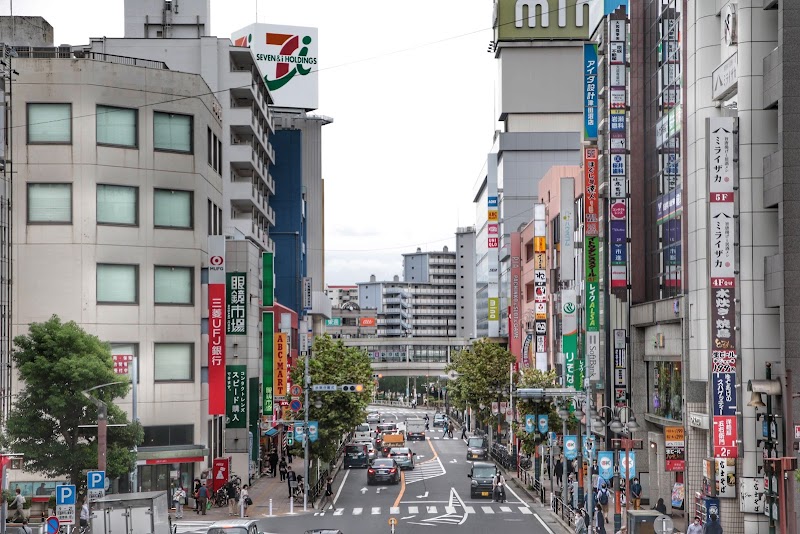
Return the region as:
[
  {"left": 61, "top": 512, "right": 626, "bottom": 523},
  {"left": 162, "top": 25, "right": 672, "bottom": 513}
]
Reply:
[
  {"left": 97, "top": 184, "right": 138, "bottom": 226},
  {"left": 143, "top": 424, "right": 194, "bottom": 446},
  {"left": 153, "top": 112, "right": 192, "bottom": 153},
  {"left": 154, "top": 266, "right": 193, "bottom": 305},
  {"left": 154, "top": 189, "right": 192, "bottom": 229},
  {"left": 649, "top": 361, "right": 682, "bottom": 420},
  {"left": 97, "top": 105, "right": 137, "bottom": 147},
  {"left": 97, "top": 264, "right": 138, "bottom": 304},
  {"left": 27, "top": 183, "right": 72, "bottom": 223},
  {"left": 154, "top": 343, "right": 193, "bottom": 381},
  {"left": 27, "top": 103, "right": 71, "bottom": 144}
]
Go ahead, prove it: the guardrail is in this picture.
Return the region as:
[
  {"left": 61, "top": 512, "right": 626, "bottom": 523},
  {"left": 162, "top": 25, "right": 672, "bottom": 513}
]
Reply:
[
  {"left": 309, "top": 432, "right": 351, "bottom": 503},
  {"left": 552, "top": 495, "right": 577, "bottom": 527}
]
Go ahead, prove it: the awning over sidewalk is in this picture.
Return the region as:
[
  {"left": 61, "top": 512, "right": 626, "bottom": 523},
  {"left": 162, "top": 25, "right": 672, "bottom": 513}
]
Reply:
[
  {"left": 263, "top": 427, "right": 279, "bottom": 437},
  {"left": 136, "top": 445, "right": 208, "bottom": 465}
]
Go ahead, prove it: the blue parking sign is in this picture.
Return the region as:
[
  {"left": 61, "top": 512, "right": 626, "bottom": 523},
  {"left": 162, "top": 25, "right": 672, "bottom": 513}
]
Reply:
[
  {"left": 87, "top": 471, "right": 105, "bottom": 490},
  {"left": 56, "top": 485, "right": 76, "bottom": 506}
]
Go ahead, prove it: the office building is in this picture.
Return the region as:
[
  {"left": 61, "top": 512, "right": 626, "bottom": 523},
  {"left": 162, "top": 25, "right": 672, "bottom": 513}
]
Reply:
[{"left": 455, "top": 227, "right": 477, "bottom": 340}]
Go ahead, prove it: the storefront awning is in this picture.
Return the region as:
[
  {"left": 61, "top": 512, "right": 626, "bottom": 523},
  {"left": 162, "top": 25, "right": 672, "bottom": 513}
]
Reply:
[
  {"left": 136, "top": 445, "right": 208, "bottom": 466},
  {"left": 263, "top": 427, "right": 279, "bottom": 437}
]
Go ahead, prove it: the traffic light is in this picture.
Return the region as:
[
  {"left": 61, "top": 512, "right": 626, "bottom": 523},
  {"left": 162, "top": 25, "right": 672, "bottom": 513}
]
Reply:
[
  {"left": 341, "top": 384, "right": 364, "bottom": 393},
  {"left": 372, "top": 373, "right": 383, "bottom": 379},
  {"left": 287, "top": 425, "right": 294, "bottom": 446}
]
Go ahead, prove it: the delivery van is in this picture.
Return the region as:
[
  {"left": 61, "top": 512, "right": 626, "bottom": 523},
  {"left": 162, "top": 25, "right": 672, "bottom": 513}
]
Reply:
[
  {"left": 381, "top": 433, "right": 405, "bottom": 456},
  {"left": 406, "top": 418, "right": 426, "bottom": 441}
]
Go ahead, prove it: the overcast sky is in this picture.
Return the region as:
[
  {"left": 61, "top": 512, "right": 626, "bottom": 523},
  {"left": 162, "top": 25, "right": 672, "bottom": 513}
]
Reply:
[{"left": 14, "top": 0, "right": 497, "bottom": 285}]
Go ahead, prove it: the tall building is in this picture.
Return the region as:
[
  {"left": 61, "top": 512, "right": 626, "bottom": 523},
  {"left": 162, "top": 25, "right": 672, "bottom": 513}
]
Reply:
[
  {"left": 325, "top": 285, "right": 359, "bottom": 310},
  {"left": 10, "top": 46, "right": 224, "bottom": 493},
  {"left": 455, "top": 227, "right": 477, "bottom": 339},
  {"left": 403, "top": 248, "right": 458, "bottom": 338}
]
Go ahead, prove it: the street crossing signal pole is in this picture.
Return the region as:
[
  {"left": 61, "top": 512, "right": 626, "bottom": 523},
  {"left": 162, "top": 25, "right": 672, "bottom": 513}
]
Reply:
[{"left": 303, "top": 319, "right": 310, "bottom": 512}]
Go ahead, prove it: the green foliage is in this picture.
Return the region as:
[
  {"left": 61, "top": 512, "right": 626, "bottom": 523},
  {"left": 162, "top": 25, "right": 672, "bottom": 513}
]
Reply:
[
  {"left": 3, "top": 316, "right": 142, "bottom": 488},
  {"left": 289, "top": 335, "right": 373, "bottom": 463},
  {"left": 513, "top": 368, "right": 565, "bottom": 454},
  {"left": 446, "top": 339, "right": 516, "bottom": 424}
]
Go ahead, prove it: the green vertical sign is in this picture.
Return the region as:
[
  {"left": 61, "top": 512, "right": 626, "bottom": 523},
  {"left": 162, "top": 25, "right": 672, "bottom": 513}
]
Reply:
[
  {"left": 562, "top": 289, "right": 580, "bottom": 390},
  {"left": 262, "top": 252, "right": 274, "bottom": 307},
  {"left": 584, "top": 235, "right": 600, "bottom": 384},
  {"left": 249, "top": 376, "right": 260, "bottom": 461},
  {"left": 262, "top": 311, "right": 274, "bottom": 416},
  {"left": 226, "top": 272, "right": 247, "bottom": 335},
  {"left": 226, "top": 365, "right": 247, "bottom": 428}
]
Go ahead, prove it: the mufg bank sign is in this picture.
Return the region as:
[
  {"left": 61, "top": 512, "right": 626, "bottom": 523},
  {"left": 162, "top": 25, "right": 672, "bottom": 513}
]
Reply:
[{"left": 494, "top": 0, "right": 627, "bottom": 41}]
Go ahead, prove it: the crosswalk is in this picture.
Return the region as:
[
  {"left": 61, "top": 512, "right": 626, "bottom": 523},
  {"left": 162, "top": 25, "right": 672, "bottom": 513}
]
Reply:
[
  {"left": 404, "top": 456, "right": 446, "bottom": 484},
  {"left": 313, "top": 503, "right": 533, "bottom": 517}
]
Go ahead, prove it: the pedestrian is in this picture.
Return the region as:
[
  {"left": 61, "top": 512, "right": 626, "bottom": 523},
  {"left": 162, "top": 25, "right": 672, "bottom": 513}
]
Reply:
[
  {"left": 597, "top": 483, "right": 611, "bottom": 522},
  {"left": 79, "top": 499, "right": 90, "bottom": 529},
  {"left": 630, "top": 477, "right": 642, "bottom": 510},
  {"left": 492, "top": 472, "right": 507, "bottom": 503},
  {"left": 574, "top": 509, "right": 587, "bottom": 534},
  {"left": 269, "top": 449, "right": 279, "bottom": 476},
  {"left": 287, "top": 450, "right": 293, "bottom": 465},
  {"left": 225, "top": 479, "right": 239, "bottom": 516},
  {"left": 19, "top": 518, "right": 32, "bottom": 534},
  {"left": 554, "top": 456, "right": 564, "bottom": 488},
  {"left": 287, "top": 466, "right": 297, "bottom": 498},
  {"left": 594, "top": 503, "right": 607, "bottom": 534},
  {"left": 591, "top": 459, "right": 599, "bottom": 489},
  {"left": 461, "top": 425, "right": 467, "bottom": 440},
  {"left": 442, "top": 419, "right": 449, "bottom": 435},
  {"left": 686, "top": 516, "right": 704, "bottom": 534},
  {"left": 653, "top": 497, "right": 667, "bottom": 515},
  {"left": 172, "top": 483, "right": 186, "bottom": 519},
  {"left": 196, "top": 482, "right": 209, "bottom": 515},
  {"left": 704, "top": 513, "right": 723, "bottom": 534},
  {"left": 279, "top": 457, "right": 288, "bottom": 481},
  {"left": 319, "top": 476, "right": 337, "bottom": 511},
  {"left": 9, "top": 488, "right": 25, "bottom": 522},
  {"left": 240, "top": 485, "right": 251, "bottom": 517},
  {"left": 192, "top": 479, "right": 202, "bottom": 513}
]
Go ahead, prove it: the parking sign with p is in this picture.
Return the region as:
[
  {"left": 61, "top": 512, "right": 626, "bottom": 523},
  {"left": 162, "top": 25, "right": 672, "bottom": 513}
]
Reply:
[
  {"left": 56, "top": 485, "right": 76, "bottom": 525},
  {"left": 87, "top": 470, "right": 106, "bottom": 502}
]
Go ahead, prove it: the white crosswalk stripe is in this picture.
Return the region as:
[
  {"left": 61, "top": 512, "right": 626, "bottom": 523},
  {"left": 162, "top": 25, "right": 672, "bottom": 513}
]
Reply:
[
  {"left": 408, "top": 506, "right": 419, "bottom": 514},
  {"left": 520, "top": 507, "right": 533, "bottom": 514},
  {"left": 353, "top": 507, "right": 363, "bottom": 515},
  {"left": 500, "top": 506, "right": 512, "bottom": 512},
  {"left": 427, "top": 505, "right": 438, "bottom": 514},
  {"left": 371, "top": 507, "right": 381, "bottom": 515},
  {"left": 482, "top": 506, "right": 495, "bottom": 514},
  {"left": 333, "top": 508, "right": 344, "bottom": 516},
  {"left": 390, "top": 506, "right": 400, "bottom": 514},
  {"left": 255, "top": 504, "right": 536, "bottom": 521}
]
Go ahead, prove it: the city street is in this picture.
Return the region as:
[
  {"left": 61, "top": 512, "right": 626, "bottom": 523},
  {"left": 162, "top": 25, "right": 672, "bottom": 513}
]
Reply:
[{"left": 175, "top": 406, "right": 566, "bottom": 534}]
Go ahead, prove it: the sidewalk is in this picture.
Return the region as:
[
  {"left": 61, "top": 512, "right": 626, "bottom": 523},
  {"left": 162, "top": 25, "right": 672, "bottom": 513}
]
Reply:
[{"left": 174, "top": 461, "right": 330, "bottom": 524}]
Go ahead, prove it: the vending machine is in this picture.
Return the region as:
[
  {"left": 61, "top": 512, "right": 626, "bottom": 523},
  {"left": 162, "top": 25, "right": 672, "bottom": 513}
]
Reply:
[{"left": 693, "top": 492, "right": 720, "bottom": 526}]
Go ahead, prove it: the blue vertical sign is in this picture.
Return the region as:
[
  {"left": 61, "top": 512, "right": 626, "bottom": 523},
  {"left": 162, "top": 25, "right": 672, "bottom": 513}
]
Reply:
[
  {"left": 598, "top": 451, "right": 614, "bottom": 481},
  {"left": 619, "top": 451, "right": 636, "bottom": 479},
  {"left": 564, "top": 435, "right": 578, "bottom": 460},
  {"left": 584, "top": 43, "right": 599, "bottom": 141},
  {"left": 525, "top": 415, "right": 536, "bottom": 434},
  {"left": 307, "top": 421, "right": 319, "bottom": 442},
  {"left": 537, "top": 414, "right": 549, "bottom": 434}
]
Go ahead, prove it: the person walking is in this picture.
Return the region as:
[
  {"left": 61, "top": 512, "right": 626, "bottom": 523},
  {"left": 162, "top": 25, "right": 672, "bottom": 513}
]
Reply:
[
  {"left": 574, "top": 509, "right": 588, "bottom": 534},
  {"left": 225, "top": 479, "right": 239, "bottom": 516},
  {"left": 597, "top": 483, "right": 611, "bottom": 523},
  {"left": 172, "top": 483, "right": 186, "bottom": 519},
  {"left": 196, "top": 482, "right": 209, "bottom": 515},
  {"left": 279, "top": 457, "right": 288, "bottom": 481},
  {"left": 703, "top": 513, "right": 723, "bottom": 534},
  {"left": 79, "top": 499, "right": 90, "bottom": 529},
  {"left": 629, "top": 477, "right": 642, "bottom": 510},
  {"left": 19, "top": 518, "right": 32, "bottom": 534},
  {"left": 192, "top": 479, "right": 202, "bottom": 513},
  {"left": 318, "top": 476, "right": 337, "bottom": 511},
  {"left": 286, "top": 466, "right": 297, "bottom": 498},
  {"left": 594, "top": 503, "right": 607, "bottom": 534},
  {"left": 287, "top": 450, "right": 293, "bottom": 465},
  {"left": 461, "top": 425, "right": 468, "bottom": 440},
  {"left": 10, "top": 488, "right": 25, "bottom": 523},
  {"left": 554, "top": 456, "right": 564, "bottom": 489},
  {"left": 686, "top": 516, "right": 704, "bottom": 534},
  {"left": 269, "top": 450, "right": 279, "bottom": 476},
  {"left": 653, "top": 497, "right": 667, "bottom": 515},
  {"left": 240, "top": 485, "right": 251, "bottom": 517}
]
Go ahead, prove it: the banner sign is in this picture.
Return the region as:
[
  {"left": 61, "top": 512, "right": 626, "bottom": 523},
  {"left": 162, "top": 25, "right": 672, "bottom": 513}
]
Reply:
[
  {"left": 619, "top": 451, "right": 636, "bottom": 479},
  {"left": 584, "top": 147, "right": 599, "bottom": 235},
  {"left": 510, "top": 233, "right": 523, "bottom": 361},
  {"left": 262, "top": 311, "right": 274, "bottom": 416},
  {"left": 656, "top": 187, "right": 683, "bottom": 224},
  {"left": 708, "top": 117, "right": 738, "bottom": 458},
  {"left": 614, "top": 329, "right": 627, "bottom": 406},
  {"left": 562, "top": 290, "right": 581, "bottom": 390},
  {"left": 665, "top": 426, "right": 685, "bottom": 472},
  {"left": 274, "top": 333, "right": 288, "bottom": 401},
  {"left": 712, "top": 457, "right": 736, "bottom": 499},
  {"left": 208, "top": 236, "right": 227, "bottom": 415},
  {"left": 534, "top": 204, "right": 548, "bottom": 371},
  {"left": 226, "top": 272, "right": 247, "bottom": 335},
  {"left": 560, "top": 177, "right": 575, "bottom": 281},
  {"left": 525, "top": 415, "right": 536, "bottom": 434},
  {"left": 226, "top": 365, "right": 247, "bottom": 428},
  {"left": 538, "top": 414, "right": 549, "bottom": 434},
  {"left": 598, "top": 451, "right": 614, "bottom": 481},
  {"left": 564, "top": 435, "right": 578, "bottom": 460},
  {"left": 584, "top": 43, "right": 599, "bottom": 141}
]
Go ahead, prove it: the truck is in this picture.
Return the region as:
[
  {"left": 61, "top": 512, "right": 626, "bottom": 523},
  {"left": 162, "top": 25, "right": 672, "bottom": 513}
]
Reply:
[
  {"left": 90, "top": 491, "right": 174, "bottom": 534},
  {"left": 406, "top": 418, "right": 426, "bottom": 441},
  {"left": 380, "top": 433, "right": 405, "bottom": 456}
]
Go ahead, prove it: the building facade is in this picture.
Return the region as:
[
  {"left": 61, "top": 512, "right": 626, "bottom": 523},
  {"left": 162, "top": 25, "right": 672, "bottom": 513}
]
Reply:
[{"left": 455, "top": 227, "right": 477, "bottom": 340}]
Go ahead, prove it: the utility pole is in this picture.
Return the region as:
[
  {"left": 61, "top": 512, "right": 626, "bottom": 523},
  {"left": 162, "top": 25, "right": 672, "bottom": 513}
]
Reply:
[{"left": 302, "top": 317, "right": 310, "bottom": 512}]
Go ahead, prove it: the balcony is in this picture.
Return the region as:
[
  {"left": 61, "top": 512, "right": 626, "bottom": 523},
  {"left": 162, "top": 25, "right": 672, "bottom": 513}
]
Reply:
[
  {"left": 429, "top": 257, "right": 456, "bottom": 265},
  {"left": 429, "top": 267, "right": 456, "bottom": 275},
  {"left": 383, "top": 287, "right": 411, "bottom": 298},
  {"left": 383, "top": 297, "right": 410, "bottom": 307}
]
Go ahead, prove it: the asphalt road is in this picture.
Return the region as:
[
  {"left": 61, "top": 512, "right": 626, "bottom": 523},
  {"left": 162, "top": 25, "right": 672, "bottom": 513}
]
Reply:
[{"left": 177, "top": 406, "right": 566, "bottom": 534}]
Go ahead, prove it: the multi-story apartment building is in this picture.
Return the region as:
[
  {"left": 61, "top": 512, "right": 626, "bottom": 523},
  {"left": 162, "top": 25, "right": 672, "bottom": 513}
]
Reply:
[
  {"left": 10, "top": 46, "right": 223, "bottom": 494},
  {"left": 403, "top": 248, "right": 458, "bottom": 338},
  {"left": 325, "top": 285, "right": 359, "bottom": 310}
]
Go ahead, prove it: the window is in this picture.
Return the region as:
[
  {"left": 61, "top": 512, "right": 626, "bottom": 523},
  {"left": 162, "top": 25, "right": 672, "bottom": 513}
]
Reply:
[
  {"left": 27, "top": 183, "right": 72, "bottom": 223},
  {"left": 154, "top": 189, "right": 193, "bottom": 229},
  {"left": 648, "top": 361, "right": 682, "bottom": 420},
  {"left": 153, "top": 111, "right": 192, "bottom": 153},
  {"left": 155, "top": 266, "right": 193, "bottom": 305},
  {"left": 97, "top": 185, "right": 138, "bottom": 226},
  {"left": 27, "top": 103, "right": 71, "bottom": 144},
  {"left": 110, "top": 343, "right": 140, "bottom": 383},
  {"left": 96, "top": 105, "right": 137, "bottom": 147},
  {"left": 97, "top": 264, "right": 138, "bottom": 304},
  {"left": 142, "top": 424, "right": 194, "bottom": 446},
  {"left": 154, "top": 343, "right": 193, "bottom": 381}
]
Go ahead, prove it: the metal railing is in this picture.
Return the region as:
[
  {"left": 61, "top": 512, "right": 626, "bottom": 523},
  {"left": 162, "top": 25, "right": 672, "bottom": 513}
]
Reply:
[
  {"left": 310, "top": 432, "right": 351, "bottom": 503},
  {"left": 14, "top": 46, "right": 169, "bottom": 69}
]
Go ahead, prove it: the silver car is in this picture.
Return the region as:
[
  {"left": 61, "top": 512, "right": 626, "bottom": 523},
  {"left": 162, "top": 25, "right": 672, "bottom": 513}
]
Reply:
[{"left": 208, "top": 519, "right": 274, "bottom": 534}]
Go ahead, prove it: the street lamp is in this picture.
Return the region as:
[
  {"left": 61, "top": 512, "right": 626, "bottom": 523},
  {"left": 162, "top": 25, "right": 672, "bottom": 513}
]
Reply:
[
  {"left": 600, "top": 406, "right": 642, "bottom": 533},
  {"left": 81, "top": 382, "right": 125, "bottom": 472}
]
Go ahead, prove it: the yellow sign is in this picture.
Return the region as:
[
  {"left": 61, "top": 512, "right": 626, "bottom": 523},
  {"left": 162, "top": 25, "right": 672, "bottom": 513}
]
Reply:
[
  {"left": 534, "top": 252, "right": 546, "bottom": 270},
  {"left": 665, "top": 426, "right": 684, "bottom": 442},
  {"left": 534, "top": 236, "right": 546, "bottom": 253},
  {"left": 274, "top": 333, "right": 288, "bottom": 399},
  {"left": 488, "top": 209, "right": 499, "bottom": 221},
  {"left": 488, "top": 298, "right": 500, "bottom": 321}
]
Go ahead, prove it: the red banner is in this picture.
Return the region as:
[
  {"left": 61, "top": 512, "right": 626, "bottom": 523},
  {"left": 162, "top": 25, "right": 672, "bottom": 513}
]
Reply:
[
  {"left": 712, "top": 415, "right": 738, "bottom": 458},
  {"left": 212, "top": 457, "right": 230, "bottom": 493},
  {"left": 208, "top": 283, "right": 226, "bottom": 415}
]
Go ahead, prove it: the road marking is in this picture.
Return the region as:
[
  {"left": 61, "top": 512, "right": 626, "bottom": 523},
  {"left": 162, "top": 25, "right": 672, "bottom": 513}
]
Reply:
[
  {"left": 333, "top": 468, "right": 349, "bottom": 505},
  {"left": 502, "top": 478, "right": 526, "bottom": 504},
  {"left": 416, "top": 491, "right": 429, "bottom": 498},
  {"left": 353, "top": 507, "right": 363, "bottom": 515},
  {"left": 333, "top": 508, "right": 344, "bottom": 516},
  {"left": 402, "top": 515, "right": 416, "bottom": 520},
  {"left": 445, "top": 506, "right": 456, "bottom": 514},
  {"left": 390, "top": 507, "right": 400, "bottom": 514},
  {"left": 376, "top": 487, "right": 385, "bottom": 493},
  {"left": 449, "top": 459, "right": 457, "bottom": 463},
  {"left": 482, "top": 506, "right": 495, "bottom": 514},
  {"left": 500, "top": 506, "right": 512, "bottom": 512},
  {"left": 360, "top": 487, "right": 368, "bottom": 494},
  {"left": 371, "top": 507, "right": 381, "bottom": 515},
  {"left": 408, "top": 506, "right": 419, "bottom": 514},
  {"left": 392, "top": 471, "right": 406, "bottom": 508},
  {"left": 427, "top": 506, "right": 437, "bottom": 513},
  {"left": 519, "top": 507, "right": 533, "bottom": 515},
  {"left": 464, "top": 506, "right": 475, "bottom": 513},
  {"left": 534, "top": 513, "right": 557, "bottom": 534}
]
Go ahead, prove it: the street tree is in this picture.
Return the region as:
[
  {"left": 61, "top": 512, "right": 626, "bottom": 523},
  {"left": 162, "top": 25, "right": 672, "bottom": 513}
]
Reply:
[
  {"left": 289, "top": 335, "right": 373, "bottom": 463},
  {"left": 446, "top": 339, "right": 516, "bottom": 425},
  {"left": 3, "top": 316, "right": 142, "bottom": 489},
  {"left": 513, "top": 367, "right": 580, "bottom": 455}
]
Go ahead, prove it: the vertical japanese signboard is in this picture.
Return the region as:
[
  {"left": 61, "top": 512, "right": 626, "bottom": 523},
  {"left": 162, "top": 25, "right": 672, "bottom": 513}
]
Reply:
[
  {"left": 584, "top": 43, "right": 598, "bottom": 141},
  {"left": 226, "top": 272, "right": 247, "bottom": 335},
  {"left": 583, "top": 147, "right": 600, "bottom": 383},
  {"left": 562, "top": 289, "right": 580, "bottom": 390},
  {"left": 226, "top": 365, "right": 247, "bottom": 429},
  {"left": 208, "top": 236, "right": 226, "bottom": 415},
  {"left": 510, "top": 233, "right": 522, "bottom": 361},
  {"left": 613, "top": 328, "right": 627, "bottom": 407},
  {"left": 534, "top": 204, "right": 548, "bottom": 371},
  {"left": 708, "top": 116, "right": 738, "bottom": 458},
  {"left": 665, "top": 426, "right": 685, "bottom": 472},
  {"left": 274, "top": 333, "right": 288, "bottom": 401},
  {"left": 262, "top": 311, "right": 274, "bottom": 416},
  {"left": 488, "top": 195, "right": 499, "bottom": 249},
  {"left": 608, "top": 14, "right": 629, "bottom": 292},
  {"left": 560, "top": 178, "right": 575, "bottom": 282},
  {"left": 584, "top": 147, "right": 599, "bottom": 235}
]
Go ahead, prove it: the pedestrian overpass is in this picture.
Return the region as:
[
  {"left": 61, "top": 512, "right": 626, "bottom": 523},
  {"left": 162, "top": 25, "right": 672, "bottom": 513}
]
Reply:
[
  {"left": 339, "top": 336, "right": 470, "bottom": 378},
  {"left": 370, "top": 360, "right": 448, "bottom": 377}
]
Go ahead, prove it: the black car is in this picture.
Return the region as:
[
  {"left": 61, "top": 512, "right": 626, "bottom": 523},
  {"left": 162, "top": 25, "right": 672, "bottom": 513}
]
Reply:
[
  {"left": 344, "top": 443, "right": 370, "bottom": 469},
  {"left": 466, "top": 436, "right": 488, "bottom": 461},
  {"left": 367, "top": 458, "right": 401, "bottom": 485},
  {"left": 468, "top": 461, "right": 498, "bottom": 498}
]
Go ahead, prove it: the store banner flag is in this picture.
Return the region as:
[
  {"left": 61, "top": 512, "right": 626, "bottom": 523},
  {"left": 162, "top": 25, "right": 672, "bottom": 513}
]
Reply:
[
  {"left": 225, "top": 365, "right": 247, "bottom": 429},
  {"left": 538, "top": 414, "right": 549, "bottom": 434},
  {"left": 598, "top": 451, "right": 614, "bottom": 481},
  {"left": 619, "top": 451, "right": 636, "bottom": 479},
  {"left": 525, "top": 415, "right": 536, "bottom": 434},
  {"left": 208, "top": 236, "right": 226, "bottom": 415},
  {"left": 564, "top": 435, "right": 578, "bottom": 460}
]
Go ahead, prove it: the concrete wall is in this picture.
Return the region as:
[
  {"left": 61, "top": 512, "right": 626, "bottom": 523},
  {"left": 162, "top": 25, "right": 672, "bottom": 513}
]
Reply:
[
  {"left": 403, "top": 253, "right": 431, "bottom": 283},
  {"left": 0, "top": 16, "right": 53, "bottom": 46}
]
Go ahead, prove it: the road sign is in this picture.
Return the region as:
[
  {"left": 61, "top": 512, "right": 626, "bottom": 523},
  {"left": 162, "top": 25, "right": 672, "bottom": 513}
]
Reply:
[
  {"left": 290, "top": 384, "right": 303, "bottom": 397},
  {"left": 56, "top": 485, "right": 76, "bottom": 506},
  {"left": 290, "top": 399, "right": 302, "bottom": 412},
  {"left": 55, "top": 487, "right": 76, "bottom": 527},
  {"left": 87, "top": 470, "right": 106, "bottom": 502},
  {"left": 46, "top": 516, "right": 59, "bottom": 534},
  {"left": 311, "top": 384, "right": 337, "bottom": 392}
]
